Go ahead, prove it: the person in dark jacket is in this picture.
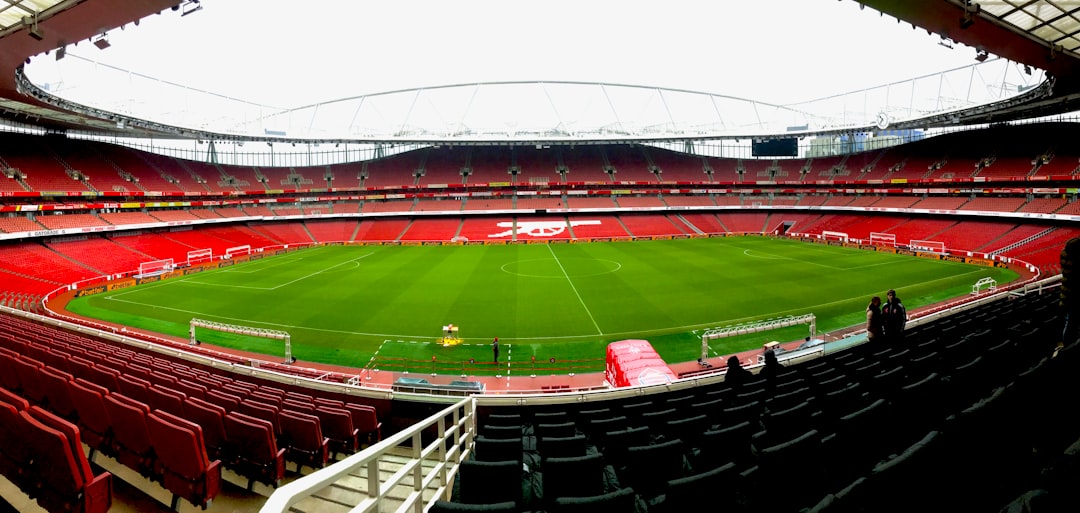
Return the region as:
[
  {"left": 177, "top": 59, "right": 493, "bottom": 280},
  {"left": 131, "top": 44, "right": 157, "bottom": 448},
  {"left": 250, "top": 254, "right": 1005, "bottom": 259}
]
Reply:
[
  {"left": 882, "top": 289, "right": 907, "bottom": 344},
  {"left": 724, "top": 355, "right": 752, "bottom": 388}
]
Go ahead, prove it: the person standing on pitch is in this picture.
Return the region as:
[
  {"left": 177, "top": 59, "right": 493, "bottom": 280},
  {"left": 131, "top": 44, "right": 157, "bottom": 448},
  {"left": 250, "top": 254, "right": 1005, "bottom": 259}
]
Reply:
[
  {"left": 492, "top": 337, "right": 499, "bottom": 363},
  {"left": 882, "top": 289, "right": 907, "bottom": 344}
]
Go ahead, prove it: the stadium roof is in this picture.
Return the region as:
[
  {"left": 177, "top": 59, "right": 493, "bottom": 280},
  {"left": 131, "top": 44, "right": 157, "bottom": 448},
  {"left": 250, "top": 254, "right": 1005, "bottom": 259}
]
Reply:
[{"left": 0, "top": 1, "right": 1079, "bottom": 144}]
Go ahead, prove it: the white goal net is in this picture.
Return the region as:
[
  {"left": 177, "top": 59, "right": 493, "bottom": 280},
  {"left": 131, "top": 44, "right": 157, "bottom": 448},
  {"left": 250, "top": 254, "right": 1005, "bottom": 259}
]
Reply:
[
  {"left": 225, "top": 245, "right": 252, "bottom": 259},
  {"left": 138, "top": 259, "right": 174, "bottom": 276},
  {"left": 910, "top": 239, "right": 946, "bottom": 253},
  {"left": 189, "top": 318, "right": 295, "bottom": 364},
  {"left": 822, "top": 231, "right": 848, "bottom": 243},
  {"left": 869, "top": 232, "right": 896, "bottom": 246},
  {"left": 186, "top": 248, "right": 213, "bottom": 265}
]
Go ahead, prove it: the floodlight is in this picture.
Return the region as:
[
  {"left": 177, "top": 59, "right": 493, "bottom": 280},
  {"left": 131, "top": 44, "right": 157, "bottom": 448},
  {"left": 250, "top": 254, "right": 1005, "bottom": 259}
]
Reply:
[
  {"left": 55, "top": 46, "right": 65, "bottom": 60},
  {"left": 975, "top": 50, "right": 988, "bottom": 62},
  {"left": 93, "top": 34, "right": 110, "bottom": 50}
]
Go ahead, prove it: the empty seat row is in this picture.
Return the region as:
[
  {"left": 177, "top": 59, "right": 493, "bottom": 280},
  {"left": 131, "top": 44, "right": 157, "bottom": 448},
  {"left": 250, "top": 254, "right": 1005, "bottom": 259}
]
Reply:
[{"left": 0, "top": 397, "right": 113, "bottom": 513}]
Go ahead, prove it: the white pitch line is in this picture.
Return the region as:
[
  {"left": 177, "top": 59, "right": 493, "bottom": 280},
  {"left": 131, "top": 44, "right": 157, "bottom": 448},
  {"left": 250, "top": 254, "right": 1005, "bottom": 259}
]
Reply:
[
  {"left": 547, "top": 244, "right": 604, "bottom": 336},
  {"left": 267, "top": 252, "right": 374, "bottom": 290}
]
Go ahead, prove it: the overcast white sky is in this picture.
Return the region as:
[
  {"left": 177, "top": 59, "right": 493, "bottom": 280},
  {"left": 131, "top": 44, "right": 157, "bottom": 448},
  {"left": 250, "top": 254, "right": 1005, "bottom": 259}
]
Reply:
[{"left": 47, "top": 0, "right": 979, "bottom": 108}]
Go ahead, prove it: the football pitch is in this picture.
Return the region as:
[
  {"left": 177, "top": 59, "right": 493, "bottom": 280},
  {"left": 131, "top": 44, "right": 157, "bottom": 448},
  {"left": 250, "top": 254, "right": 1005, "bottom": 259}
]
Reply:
[{"left": 65, "top": 237, "right": 1019, "bottom": 375}]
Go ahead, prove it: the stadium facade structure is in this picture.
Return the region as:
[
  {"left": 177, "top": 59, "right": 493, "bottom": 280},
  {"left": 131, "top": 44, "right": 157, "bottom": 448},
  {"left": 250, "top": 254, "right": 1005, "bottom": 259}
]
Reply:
[{"left": 1, "top": 1, "right": 1080, "bottom": 513}]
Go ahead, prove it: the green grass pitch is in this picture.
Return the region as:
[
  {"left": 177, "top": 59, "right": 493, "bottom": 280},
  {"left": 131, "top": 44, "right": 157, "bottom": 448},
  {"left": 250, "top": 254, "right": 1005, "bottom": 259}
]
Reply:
[{"left": 65, "top": 237, "right": 1019, "bottom": 375}]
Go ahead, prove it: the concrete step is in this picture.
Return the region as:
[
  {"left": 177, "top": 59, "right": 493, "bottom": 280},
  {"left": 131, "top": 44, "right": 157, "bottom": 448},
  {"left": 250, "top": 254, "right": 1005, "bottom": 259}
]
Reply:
[{"left": 288, "top": 451, "right": 447, "bottom": 513}]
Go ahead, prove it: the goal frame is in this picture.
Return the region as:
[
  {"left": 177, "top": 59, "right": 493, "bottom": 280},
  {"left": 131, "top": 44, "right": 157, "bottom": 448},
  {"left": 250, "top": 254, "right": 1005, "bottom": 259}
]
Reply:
[
  {"left": 189, "top": 318, "right": 294, "bottom": 364},
  {"left": 138, "top": 258, "right": 174, "bottom": 276},
  {"left": 821, "top": 231, "right": 849, "bottom": 243},
  {"left": 186, "top": 248, "right": 213, "bottom": 265},
  {"left": 700, "top": 314, "right": 817, "bottom": 362},
  {"left": 910, "top": 239, "right": 946, "bottom": 253},
  {"left": 869, "top": 232, "right": 896, "bottom": 246},
  {"left": 225, "top": 245, "right": 252, "bottom": 259}
]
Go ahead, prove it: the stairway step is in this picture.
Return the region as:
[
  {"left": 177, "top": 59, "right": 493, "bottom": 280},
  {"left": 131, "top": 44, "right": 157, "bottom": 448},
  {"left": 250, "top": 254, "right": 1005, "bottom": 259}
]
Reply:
[{"left": 287, "top": 452, "right": 445, "bottom": 513}]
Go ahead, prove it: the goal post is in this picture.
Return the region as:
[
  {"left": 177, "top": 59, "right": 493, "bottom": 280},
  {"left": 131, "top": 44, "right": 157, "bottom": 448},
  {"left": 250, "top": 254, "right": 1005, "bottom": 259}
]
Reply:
[
  {"left": 821, "top": 231, "right": 848, "bottom": 242},
  {"left": 700, "top": 314, "right": 817, "bottom": 362},
  {"left": 225, "top": 245, "right": 251, "bottom": 259},
  {"left": 138, "top": 258, "right": 174, "bottom": 276},
  {"left": 189, "top": 318, "right": 294, "bottom": 364},
  {"left": 869, "top": 232, "right": 896, "bottom": 246},
  {"left": 910, "top": 239, "right": 946, "bottom": 253},
  {"left": 972, "top": 277, "right": 997, "bottom": 295},
  {"left": 186, "top": 248, "right": 213, "bottom": 265}
]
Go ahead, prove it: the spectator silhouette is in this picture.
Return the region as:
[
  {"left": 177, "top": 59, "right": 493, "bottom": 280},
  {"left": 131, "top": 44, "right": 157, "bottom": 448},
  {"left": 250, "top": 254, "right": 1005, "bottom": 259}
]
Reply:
[
  {"left": 760, "top": 348, "right": 784, "bottom": 383},
  {"left": 724, "top": 355, "right": 752, "bottom": 388},
  {"left": 882, "top": 289, "right": 907, "bottom": 344}
]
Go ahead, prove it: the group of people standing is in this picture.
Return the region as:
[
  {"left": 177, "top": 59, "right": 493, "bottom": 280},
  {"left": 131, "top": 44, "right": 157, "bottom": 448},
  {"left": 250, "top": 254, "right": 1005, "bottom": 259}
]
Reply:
[{"left": 866, "top": 289, "right": 907, "bottom": 344}]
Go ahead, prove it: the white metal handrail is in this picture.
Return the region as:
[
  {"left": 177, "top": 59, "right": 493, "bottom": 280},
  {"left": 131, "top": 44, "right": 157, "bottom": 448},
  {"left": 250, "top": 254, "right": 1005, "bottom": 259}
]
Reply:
[{"left": 260, "top": 397, "right": 474, "bottom": 513}]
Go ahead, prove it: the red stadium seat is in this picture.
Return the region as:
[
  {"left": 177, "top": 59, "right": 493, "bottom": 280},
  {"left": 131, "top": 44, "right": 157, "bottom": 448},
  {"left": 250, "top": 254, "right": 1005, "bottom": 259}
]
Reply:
[
  {"left": 224, "top": 411, "right": 286, "bottom": 490},
  {"left": 249, "top": 390, "right": 283, "bottom": 409},
  {"left": 278, "top": 410, "right": 330, "bottom": 473},
  {"left": 175, "top": 379, "right": 208, "bottom": 401},
  {"left": 104, "top": 393, "right": 156, "bottom": 476},
  {"left": 0, "top": 400, "right": 32, "bottom": 489},
  {"left": 282, "top": 399, "right": 316, "bottom": 415},
  {"left": 86, "top": 364, "right": 121, "bottom": 392},
  {"left": 67, "top": 378, "right": 113, "bottom": 455},
  {"left": 314, "top": 406, "right": 359, "bottom": 458},
  {"left": 182, "top": 397, "right": 229, "bottom": 463},
  {"left": 0, "top": 349, "right": 22, "bottom": 392},
  {"left": 12, "top": 355, "right": 45, "bottom": 404},
  {"left": 39, "top": 366, "right": 78, "bottom": 421},
  {"left": 238, "top": 400, "right": 281, "bottom": 435},
  {"left": 344, "top": 404, "right": 382, "bottom": 446},
  {"left": 147, "top": 409, "right": 222, "bottom": 510},
  {"left": 20, "top": 409, "right": 113, "bottom": 513},
  {"left": 205, "top": 389, "right": 241, "bottom": 412},
  {"left": 147, "top": 385, "right": 187, "bottom": 417},
  {"left": 117, "top": 374, "right": 152, "bottom": 405},
  {"left": 0, "top": 385, "right": 29, "bottom": 411}
]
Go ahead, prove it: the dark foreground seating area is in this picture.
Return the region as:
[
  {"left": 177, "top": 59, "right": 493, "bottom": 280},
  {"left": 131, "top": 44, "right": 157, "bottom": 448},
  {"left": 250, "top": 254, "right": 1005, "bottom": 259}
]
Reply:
[{"left": 442, "top": 291, "right": 1080, "bottom": 512}]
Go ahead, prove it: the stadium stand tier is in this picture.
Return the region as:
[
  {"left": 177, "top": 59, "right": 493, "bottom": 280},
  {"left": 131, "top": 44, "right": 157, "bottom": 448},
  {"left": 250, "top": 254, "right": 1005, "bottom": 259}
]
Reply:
[{"left": 2, "top": 124, "right": 1080, "bottom": 513}]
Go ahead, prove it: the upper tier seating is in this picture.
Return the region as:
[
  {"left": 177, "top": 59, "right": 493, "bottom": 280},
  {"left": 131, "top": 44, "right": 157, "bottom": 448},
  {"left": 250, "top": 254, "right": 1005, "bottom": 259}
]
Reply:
[
  {"left": 466, "top": 147, "right": 514, "bottom": 184},
  {"left": 606, "top": 145, "right": 656, "bottom": 182},
  {"left": 418, "top": 148, "right": 467, "bottom": 186},
  {"left": 106, "top": 145, "right": 186, "bottom": 193},
  {"left": 363, "top": 152, "right": 423, "bottom": 188},
  {"left": 513, "top": 146, "right": 561, "bottom": 183},
  {"left": 0, "top": 216, "right": 44, "bottom": 233},
  {"left": 98, "top": 211, "right": 158, "bottom": 226},
  {"left": 35, "top": 213, "right": 110, "bottom": 231},
  {"left": 560, "top": 146, "right": 609, "bottom": 182}
]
